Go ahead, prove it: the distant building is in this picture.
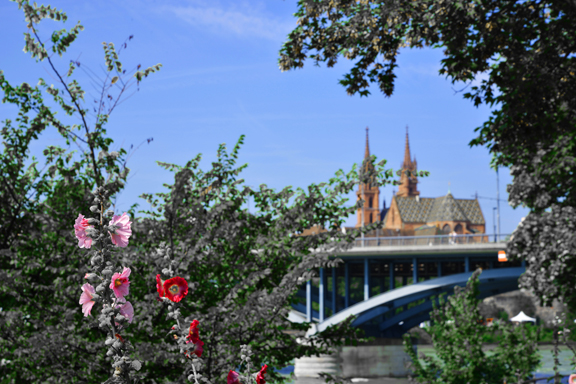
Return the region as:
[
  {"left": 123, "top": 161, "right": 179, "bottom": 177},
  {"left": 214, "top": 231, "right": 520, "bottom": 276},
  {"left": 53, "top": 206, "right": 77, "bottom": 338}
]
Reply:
[{"left": 352, "top": 127, "right": 486, "bottom": 237}]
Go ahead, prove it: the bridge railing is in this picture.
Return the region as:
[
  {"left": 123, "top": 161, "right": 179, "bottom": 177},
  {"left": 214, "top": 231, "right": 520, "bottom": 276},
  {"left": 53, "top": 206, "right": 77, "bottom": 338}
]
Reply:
[{"left": 354, "top": 233, "right": 511, "bottom": 247}]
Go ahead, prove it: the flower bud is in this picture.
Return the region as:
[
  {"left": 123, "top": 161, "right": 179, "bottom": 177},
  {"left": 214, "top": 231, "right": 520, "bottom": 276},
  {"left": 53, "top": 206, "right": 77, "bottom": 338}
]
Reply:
[
  {"left": 96, "top": 284, "right": 106, "bottom": 293},
  {"left": 105, "top": 338, "right": 115, "bottom": 346},
  {"left": 89, "top": 205, "right": 100, "bottom": 213},
  {"left": 90, "top": 255, "right": 103, "bottom": 266},
  {"left": 187, "top": 375, "right": 195, "bottom": 381},
  {"left": 101, "top": 269, "right": 113, "bottom": 278},
  {"left": 115, "top": 314, "right": 126, "bottom": 323},
  {"left": 113, "top": 340, "right": 122, "bottom": 349},
  {"left": 85, "top": 227, "right": 99, "bottom": 237},
  {"left": 162, "top": 268, "right": 170, "bottom": 275},
  {"left": 106, "top": 210, "right": 114, "bottom": 218},
  {"left": 87, "top": 218, "right": 99, "bottom": 225},
  {"left": 131, "top": 360, "right": 142, "bottom": 371},
  {"left": 106, "top": 349, "right": 114, "bottom": 356}
]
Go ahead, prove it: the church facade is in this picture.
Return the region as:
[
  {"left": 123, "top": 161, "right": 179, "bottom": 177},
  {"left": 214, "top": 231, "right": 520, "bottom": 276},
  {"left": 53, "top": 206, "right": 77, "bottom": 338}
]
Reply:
[{"left": 354, "top": 127, "right": 486, "bottom": 237}]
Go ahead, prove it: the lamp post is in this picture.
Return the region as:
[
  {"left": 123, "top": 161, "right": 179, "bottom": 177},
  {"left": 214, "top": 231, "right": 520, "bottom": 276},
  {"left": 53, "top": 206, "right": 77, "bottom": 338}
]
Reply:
[
  {"left": 493, "top": 207, "right": 497, "bottom": 243},
  {"left": 361, "top": 183, "right": 365, "bottom": 247},
  {"left": 496, "top": 166, "right": 501, "bottom": 242}
]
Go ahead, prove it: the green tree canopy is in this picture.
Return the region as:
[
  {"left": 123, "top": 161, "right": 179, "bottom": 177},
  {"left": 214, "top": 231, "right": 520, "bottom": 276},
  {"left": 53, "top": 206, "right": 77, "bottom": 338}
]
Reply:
[{"left": 279, "top": 0, "right": 576, "bottom": 311}]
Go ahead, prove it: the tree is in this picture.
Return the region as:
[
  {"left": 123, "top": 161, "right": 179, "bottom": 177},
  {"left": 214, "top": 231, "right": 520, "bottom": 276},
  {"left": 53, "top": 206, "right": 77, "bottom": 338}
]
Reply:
[
  {"left": 1, "top": 1, "right": 402, "bottom": 382},
  {"left": 123, "top": 137, "right": 393, "bottom": 383},
  {"left": 278, "top": 0, "right": 576, "bottom": 313},
  {"left": 403, "top": 269, "right": 541, "bottom": 384},
  {"left": 0, "top": 1, "right": 159, "bottom": 382}
]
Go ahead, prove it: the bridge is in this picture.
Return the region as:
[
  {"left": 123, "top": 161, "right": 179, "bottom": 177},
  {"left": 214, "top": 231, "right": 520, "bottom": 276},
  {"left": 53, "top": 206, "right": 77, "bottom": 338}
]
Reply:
[{"left": 288, "top": 233, "right": 523, "bottom": 338}]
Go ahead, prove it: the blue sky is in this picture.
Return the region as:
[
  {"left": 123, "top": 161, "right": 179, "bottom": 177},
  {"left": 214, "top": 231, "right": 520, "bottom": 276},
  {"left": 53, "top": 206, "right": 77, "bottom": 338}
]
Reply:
[{"left": 0, "top": 0, "right": 529, "bottom": 236}]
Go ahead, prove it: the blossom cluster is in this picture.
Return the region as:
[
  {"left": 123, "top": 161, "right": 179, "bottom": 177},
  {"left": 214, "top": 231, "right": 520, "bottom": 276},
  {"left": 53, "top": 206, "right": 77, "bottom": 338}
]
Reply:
[
  {"left": 74, "top": 212, "right": 132, "bottom": 249},
  {"left": 74, "top": 208, "right": 268, "bottom": 384}
]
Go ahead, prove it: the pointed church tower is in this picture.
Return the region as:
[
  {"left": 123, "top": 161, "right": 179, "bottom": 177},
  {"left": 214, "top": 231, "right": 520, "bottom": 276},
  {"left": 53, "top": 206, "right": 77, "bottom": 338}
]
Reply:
[
  {"left": 356, "top": 127, "right": 381, "bottom": 227},
  {"left": 396, "top": 126, "right": 420, "bottom": 197}
]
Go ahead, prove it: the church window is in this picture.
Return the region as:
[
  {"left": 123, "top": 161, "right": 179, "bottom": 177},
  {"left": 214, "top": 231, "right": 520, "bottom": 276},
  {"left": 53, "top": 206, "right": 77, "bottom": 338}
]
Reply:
[
  {"left": 369, "top": 213, "right": 373, "bottom": 223},
  {"left": 368, "top": 197, "right": 373, "bottom": 208},
  {"left": 454, "top": 224, "right": 463, "bottom": 234},
  {"left": 442, "top": 224, "right": 451, "bottom": 234}
]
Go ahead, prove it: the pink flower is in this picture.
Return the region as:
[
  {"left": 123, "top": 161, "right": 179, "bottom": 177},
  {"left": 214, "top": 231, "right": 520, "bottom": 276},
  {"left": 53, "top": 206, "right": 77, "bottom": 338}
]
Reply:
[
  {"left": 74, "top": 214, "right": 93, "bottom": 249},
  {"left": 163, "top": 276, "right": 189, "bottom": 303},
  {"left": 110, "top": 267, "right": 131, "bottom": 299},
  {"left": 256, "top": 365, "right": 268, "bottom": 384},
  {"left": 115, "top": 301, "right": 134, "bottom": 326},
  {"left": 79, "top": 283, "right": 96, "bottom": 317},
  {"left": 227, "top": 371, "right": 241, "bottom": 384},
  {"left": 109, "top": 212, "right": 132, "bottom": 248}
]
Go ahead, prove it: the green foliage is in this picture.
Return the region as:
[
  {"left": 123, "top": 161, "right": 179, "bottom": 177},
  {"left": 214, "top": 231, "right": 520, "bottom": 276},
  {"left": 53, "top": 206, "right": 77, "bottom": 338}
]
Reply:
[
  {"left": 280, "top": 0, "right": 576, "bottom": 313},
  {"left": 0, "top": 1, "right": 160, "bottom": 382},
  {"left": 1, "top": 2, "right": 395, "bottom": 383},
  {"left": 403, "top": 269, "right": 541, "bottom": 384},
  {"left": 126, "top": 136, "right": 389, "bottom": 383}
]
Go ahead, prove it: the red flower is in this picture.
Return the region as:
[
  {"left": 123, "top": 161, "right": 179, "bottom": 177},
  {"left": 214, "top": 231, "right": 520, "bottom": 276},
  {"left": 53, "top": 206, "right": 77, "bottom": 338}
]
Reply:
[
  {"left": 256, "top": 365, "right": 268, "bottom": 384},
  {"left": 163, "top": 276, "right": 188, "bottom": 303},
  {"left": 227, "top": 370, "right": 241, "bottom": 384},
  {"left": 156, "top": 274, "right": 165, "bottom": 300},
  {"left": 186, "top": 319, "right": 200, "bottom": 343},
  {"left": 115, "top": 333, "right": 126, "bottom": 343},
  {"left": 185, "top": 319, "right": 203, "bottom": 357}
]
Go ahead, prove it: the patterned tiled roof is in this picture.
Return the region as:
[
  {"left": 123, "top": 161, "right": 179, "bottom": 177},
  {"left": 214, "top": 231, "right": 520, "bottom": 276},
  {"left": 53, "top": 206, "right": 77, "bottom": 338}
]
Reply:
[
  {"left": 395, "top": 194, "right": 485, "bottom": 225},
  {"left": 394, "top": 197, "right": 435, "bottom": 222},
  {"left": 427, "top": 193, "right": 468, "bottom": 222},
  {"left": 455, "top": 198, "right": 485, "bottom": 224}
]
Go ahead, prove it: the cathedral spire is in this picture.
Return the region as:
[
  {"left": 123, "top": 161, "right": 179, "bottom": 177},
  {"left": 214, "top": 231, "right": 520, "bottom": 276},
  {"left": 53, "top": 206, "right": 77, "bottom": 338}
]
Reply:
[
  {"left": 356, "top": 127, "right": 380, "bottom": 228},
  {"left": 402, "top": 125, "right": 411, "bottom": 169},
  {"left": 396, "top": 125, "right": 420, "bottom": 197},
  {"left": 364, "top": 126, "right": 370, "bottom": 159}
]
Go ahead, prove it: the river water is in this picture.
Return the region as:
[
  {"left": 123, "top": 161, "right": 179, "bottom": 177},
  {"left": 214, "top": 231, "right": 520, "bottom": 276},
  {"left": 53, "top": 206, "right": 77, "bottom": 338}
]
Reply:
[{"left": 278, "top": 345, "right": 576, "bottom": 384}]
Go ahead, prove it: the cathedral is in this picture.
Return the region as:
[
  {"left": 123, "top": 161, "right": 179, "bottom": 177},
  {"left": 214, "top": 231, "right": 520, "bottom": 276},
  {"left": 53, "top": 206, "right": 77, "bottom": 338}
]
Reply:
[{"left": 353, "top": 127, "right": 486, "bottom": 237}]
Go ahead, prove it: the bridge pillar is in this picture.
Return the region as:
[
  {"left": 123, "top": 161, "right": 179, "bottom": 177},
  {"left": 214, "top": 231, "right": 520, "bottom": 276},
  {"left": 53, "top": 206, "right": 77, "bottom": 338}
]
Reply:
[
  {"left": 364, "top": 258, "right": 370, "bottom": 301},
  {"left": 389, "top": 262, "right": 394, "bottom": 290},
  {"left": 295, "top": 338, "right": 342, "bottom": 378},
  {"left": 345, "top": 263, "right": 350, "bottom": 309},
  {"left": 340, "top": 339, "right": 415, "bottom": 378},
  {"left": 319, "top": 268, "right": 325, "bottom": 322},
  {"left": 306, "top": 280, "right": 312, "bottom": 322},
  {"left": 332, "top": 267, "right": 337, "bottom": 314},
  {"left": 412, "top": 257, "right": 417, "bottom": 284},
  {"left": 465, "top": 256, "right": 470, "bottom": 272},
  {"left": 295, "top": 338, "right": 414, "bottom": 379},
  {"left": 438, "top": 261, "right": 442, "bottom": 277}
]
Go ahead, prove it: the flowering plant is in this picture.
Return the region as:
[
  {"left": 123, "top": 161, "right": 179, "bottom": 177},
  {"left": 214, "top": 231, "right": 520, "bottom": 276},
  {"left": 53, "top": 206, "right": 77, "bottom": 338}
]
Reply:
[
  {"left": 75, "top": 184, "right": 273, "bottom": 384},
  {"left": 0, "top": 1, "right": 375, "bottom": 382}
]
